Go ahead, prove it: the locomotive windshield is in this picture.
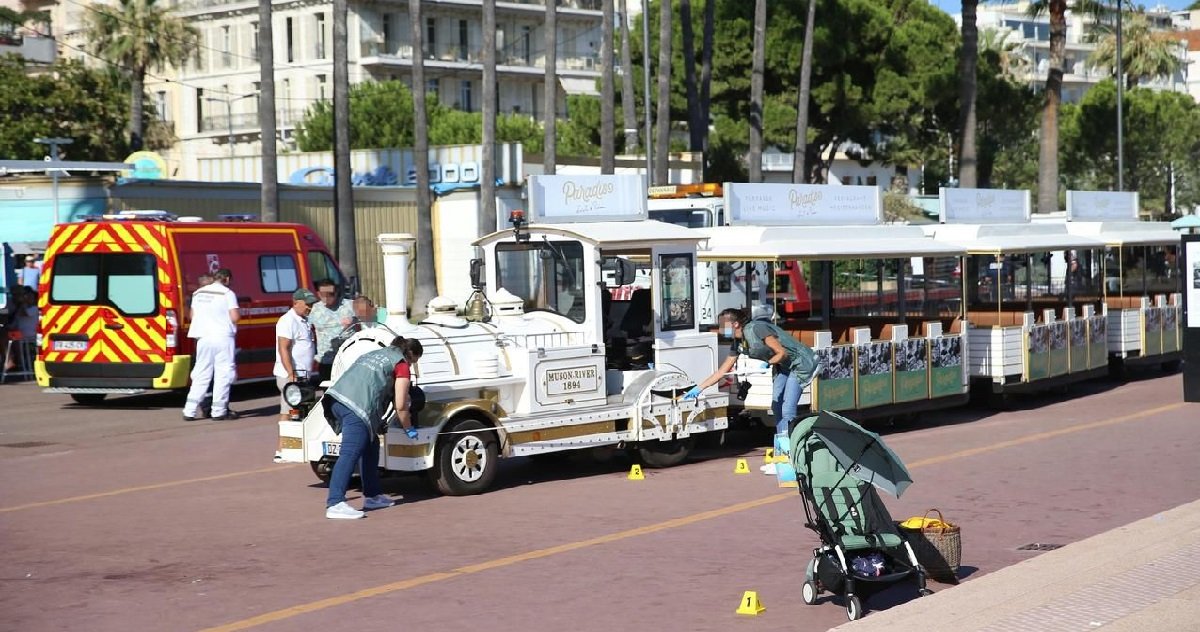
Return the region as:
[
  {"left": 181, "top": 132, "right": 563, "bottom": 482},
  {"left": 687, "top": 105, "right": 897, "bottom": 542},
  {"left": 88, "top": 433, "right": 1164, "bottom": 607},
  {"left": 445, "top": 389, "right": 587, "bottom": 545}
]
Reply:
[{"left": 496, "top": 241, "right": 586, "bottom": 323}]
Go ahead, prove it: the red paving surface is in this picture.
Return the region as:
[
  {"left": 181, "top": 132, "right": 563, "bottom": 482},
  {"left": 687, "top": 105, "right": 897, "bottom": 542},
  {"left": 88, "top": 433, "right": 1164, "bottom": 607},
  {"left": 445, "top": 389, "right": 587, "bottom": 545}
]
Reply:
[{"left": 1, "top": 372, "right": 1199, "bottom": 632}]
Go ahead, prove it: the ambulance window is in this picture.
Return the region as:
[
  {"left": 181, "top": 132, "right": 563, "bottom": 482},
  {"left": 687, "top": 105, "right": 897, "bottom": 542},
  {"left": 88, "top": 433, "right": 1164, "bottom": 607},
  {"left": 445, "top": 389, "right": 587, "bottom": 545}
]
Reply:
[
  {"left": 307, "top": 251, "right": 344, "bottom": 289},
  {"left": 660, "top": 254, "right": 695, "bottom": 331},
  {"left": 49, "top": 253, "right": 157, "bottom": 316},
  {"left": 49, "top": 254, "right": 99, "bottom": 302},
  {"left": 260, "top": 255, "right": 299, "bottom": 293},
  {"left": 496, "top": 241, "right": 585, "bottom": 323}
]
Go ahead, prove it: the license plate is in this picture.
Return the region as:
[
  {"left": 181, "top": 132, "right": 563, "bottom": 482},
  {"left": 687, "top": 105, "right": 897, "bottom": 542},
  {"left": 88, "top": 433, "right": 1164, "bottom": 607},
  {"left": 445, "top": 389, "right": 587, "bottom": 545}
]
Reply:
[
  {"left": 53, "top": 340, "right": 88, "bottom": 352},
  {"left": 323, "top": 442, "right": 341, "bottom": 456}
]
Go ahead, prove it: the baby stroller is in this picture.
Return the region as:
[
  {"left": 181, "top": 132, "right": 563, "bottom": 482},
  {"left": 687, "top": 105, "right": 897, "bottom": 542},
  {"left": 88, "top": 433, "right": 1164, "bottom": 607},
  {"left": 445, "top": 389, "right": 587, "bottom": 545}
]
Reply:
[{"left": 789, "top": 411, "right": 931, "bottom": 621}]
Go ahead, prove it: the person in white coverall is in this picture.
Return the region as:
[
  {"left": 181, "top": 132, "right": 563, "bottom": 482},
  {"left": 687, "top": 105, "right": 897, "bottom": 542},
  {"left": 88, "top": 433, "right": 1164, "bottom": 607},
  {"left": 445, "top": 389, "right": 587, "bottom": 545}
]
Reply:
[{"left": 183, "top": 268, "right": 241, "bottom": 421}]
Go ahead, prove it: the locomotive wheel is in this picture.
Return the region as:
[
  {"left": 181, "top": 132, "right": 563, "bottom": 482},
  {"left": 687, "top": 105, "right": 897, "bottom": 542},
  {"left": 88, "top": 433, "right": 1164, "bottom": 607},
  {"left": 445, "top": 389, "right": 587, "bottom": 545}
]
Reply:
[{"left": 431, "top": 418, "right": 498, "bottom": 496}]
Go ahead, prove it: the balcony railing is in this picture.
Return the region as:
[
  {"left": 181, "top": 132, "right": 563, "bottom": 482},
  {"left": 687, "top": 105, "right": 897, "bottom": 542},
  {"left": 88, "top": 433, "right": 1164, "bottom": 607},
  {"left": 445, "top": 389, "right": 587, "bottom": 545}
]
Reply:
[
  {"left": 360, "top": 39, "right": 598, "bottom": 72},
  {"left": 199, "top": 108, "right": 305, "bottom": 133}
]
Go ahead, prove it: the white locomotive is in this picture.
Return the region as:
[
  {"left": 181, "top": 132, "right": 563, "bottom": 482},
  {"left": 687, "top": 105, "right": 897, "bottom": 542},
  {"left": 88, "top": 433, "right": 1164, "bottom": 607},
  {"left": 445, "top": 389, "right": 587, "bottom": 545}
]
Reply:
[{"left": 277, "top": 175, "right": 730, "bottom": 495}]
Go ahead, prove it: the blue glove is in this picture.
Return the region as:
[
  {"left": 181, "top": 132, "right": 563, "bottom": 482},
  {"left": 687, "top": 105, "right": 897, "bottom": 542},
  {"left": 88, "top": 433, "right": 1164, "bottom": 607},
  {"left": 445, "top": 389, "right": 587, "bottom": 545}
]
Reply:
[
  {"left": 405, "top": 427, "right": 419, "bottom": 440},
  {"left": 759, "top": 361, "right": 770, "bottom": 370},
  {"left": 682, "top": 386, "right": 703, "bottom": 401}
]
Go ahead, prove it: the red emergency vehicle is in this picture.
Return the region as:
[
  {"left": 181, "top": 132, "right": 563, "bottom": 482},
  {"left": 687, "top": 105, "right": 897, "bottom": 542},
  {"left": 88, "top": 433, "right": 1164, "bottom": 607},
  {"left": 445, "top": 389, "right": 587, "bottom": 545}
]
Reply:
[{"left": 35, "top": 211, "right": 344, "bottom": 404}]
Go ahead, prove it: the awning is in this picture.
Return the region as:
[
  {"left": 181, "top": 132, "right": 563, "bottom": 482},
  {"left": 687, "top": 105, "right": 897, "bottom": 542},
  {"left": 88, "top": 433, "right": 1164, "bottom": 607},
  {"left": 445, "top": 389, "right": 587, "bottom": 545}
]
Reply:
[
  {"left": 4, "top": 242, "right": 47, "bottom": 255},
  {"left": 559, "top": 77, "right": 599, "bottom": 96},
  {"left": 0, "top": 160, "right": 133, "bottom": 174}
]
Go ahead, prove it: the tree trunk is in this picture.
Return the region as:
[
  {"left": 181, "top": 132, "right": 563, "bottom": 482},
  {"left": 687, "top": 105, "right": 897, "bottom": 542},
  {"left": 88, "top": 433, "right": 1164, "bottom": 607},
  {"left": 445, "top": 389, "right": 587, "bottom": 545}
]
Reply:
[
  {"left": 957, "top": 0, "right": 979, "bottom": 189},
  {"left": 130, "top": 71, "right": 145, "bottom": 152},
  {"left": 654, "top": 0, "right": 671, "bottom": 184},
  {"left": 619, "top": 0, "right": 638, "bottom": 152},
  {"left": 544, "top": 1, "right": 557, "bottom": 175},
  {"left": 332, "top": 0, "right": 356, "bottom": 282},
  {"left": 1037, "top": 0, "right": 1067, "bottom": 214},
  {"left": 482, "top": 0, "right": 497, "bottom": 234},
  {"left": 748, "top": 0, "right": 766, "bottom": 183},
  {"left": 410, "top": 0, "right": 435, "bottom": 319},
  {"left": 681, "top": 0, "right": 701, "bottom": 152},
  {"left": 258, "top": 0, "right": 278, "bottom": 222},
  {"left": 792, "top": 0, "right": 816, "bottom": 184},
  {"left": 600, "top": 0, "right": 615, "bottom": 173},
  {"left": 699, "top": 0, "right": 715, "bottom": 175}
]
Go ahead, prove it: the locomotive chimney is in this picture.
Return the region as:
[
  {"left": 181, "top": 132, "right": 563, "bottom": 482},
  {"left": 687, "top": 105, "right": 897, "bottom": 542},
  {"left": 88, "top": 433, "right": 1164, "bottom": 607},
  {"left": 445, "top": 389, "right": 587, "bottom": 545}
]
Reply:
[{"left": 377, "top": 233, "right": 417, "bottom": 330}]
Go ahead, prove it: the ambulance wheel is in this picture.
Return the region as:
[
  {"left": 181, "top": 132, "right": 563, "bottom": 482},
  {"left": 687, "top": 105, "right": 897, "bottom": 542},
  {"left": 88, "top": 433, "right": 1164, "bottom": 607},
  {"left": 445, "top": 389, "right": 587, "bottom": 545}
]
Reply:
[
  {"left": 846, "top": 595, "right": 863, "bottom": 621},
  {"left": 802, "top": 581, "right": 818, "bottom": 605},
  {"left": 431, "top": 418, "right": 498, "bottom": 496},
  {"left": 311, "top": 459, "right": 334, "bottom": 484},
  {"left": 635, "top": 436, "right": 695, "bottom": 468},
  {"left": 70, "top": 394, "right": 106, "bottom": 405}
]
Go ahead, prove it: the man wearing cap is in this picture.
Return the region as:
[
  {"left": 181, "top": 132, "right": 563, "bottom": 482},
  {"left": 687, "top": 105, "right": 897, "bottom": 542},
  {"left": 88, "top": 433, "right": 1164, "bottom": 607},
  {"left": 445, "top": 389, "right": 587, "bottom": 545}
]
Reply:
[{"left": 275, "top": 289, "right": 319, "bottom": 421}]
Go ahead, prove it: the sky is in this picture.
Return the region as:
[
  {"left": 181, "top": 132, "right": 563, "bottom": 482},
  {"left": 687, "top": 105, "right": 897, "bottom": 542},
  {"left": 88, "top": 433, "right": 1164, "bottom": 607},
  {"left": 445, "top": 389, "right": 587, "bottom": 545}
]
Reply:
[{"left": 931, "top": 0, "right": 1196, "bottom": 16}]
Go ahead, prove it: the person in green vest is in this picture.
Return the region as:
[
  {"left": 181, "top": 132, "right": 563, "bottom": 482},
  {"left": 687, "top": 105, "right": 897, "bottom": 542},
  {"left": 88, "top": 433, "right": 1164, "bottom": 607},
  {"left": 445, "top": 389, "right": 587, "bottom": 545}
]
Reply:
[
  {"left": 684, "top": 307, "right": 817, "bottom": 475},
  {"left": 323, "top": 336, "right": 424, "bottom": 520}
]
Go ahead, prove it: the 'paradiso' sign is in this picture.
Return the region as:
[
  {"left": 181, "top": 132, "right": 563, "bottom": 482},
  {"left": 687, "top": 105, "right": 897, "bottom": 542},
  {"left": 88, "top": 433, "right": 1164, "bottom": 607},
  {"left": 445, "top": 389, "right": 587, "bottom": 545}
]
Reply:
[
  {"left": 725, "top": 183, "right": 883, "bottom": 225},
  {"left": 526, "top": 174, "right": 647, "bottom": 223},
  {"left": 939, "top": 187, "right": 1031, "bottom": 224},
  {"left": 1066, "top": 191, "right": 1139, "bottom": 221}
]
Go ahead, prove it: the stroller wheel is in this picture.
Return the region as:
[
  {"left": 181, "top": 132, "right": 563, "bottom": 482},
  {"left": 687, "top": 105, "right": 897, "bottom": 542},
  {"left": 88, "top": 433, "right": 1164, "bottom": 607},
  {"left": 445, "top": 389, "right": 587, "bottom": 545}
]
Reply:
[
  {"left": 846, "top": 594, "right": 864, "bottom": 621},
  {"left": 801, "top": 581, "right": 818, "bottom": 605},
  {"left": 918, "top": 588, "right": 935, "bottom": 597}
]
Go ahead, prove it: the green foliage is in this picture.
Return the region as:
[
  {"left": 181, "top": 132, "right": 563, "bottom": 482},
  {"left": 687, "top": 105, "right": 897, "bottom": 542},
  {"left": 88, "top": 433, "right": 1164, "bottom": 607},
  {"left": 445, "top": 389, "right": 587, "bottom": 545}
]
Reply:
[
  {"left": 0, "top": 57, "right": 157, "bottom": 160},
  {"left": 1061, "top": 81, "right": 1200, "bottom": 217},
  {"left": 85, "top": 0, "right": 197, "bottom": 74}
]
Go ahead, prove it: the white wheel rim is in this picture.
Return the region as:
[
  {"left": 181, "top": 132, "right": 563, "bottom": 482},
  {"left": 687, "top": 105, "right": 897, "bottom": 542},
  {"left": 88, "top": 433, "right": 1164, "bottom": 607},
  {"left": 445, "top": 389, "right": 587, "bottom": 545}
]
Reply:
[
  {"left": 848, "top": 599, "right": 859, "bottom": 620},
  {"left": 802, "top": 583, "right": 815, "bottom": 603},
  {"left": 451, "top": 435, "right": 487, "bottom": 482}
]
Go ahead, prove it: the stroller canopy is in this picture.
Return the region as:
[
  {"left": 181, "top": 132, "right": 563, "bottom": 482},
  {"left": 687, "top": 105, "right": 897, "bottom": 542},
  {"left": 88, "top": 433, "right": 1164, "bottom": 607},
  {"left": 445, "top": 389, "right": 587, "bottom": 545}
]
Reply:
[{"left": 789, "top": 411, "right": 913, "bottom": 498}]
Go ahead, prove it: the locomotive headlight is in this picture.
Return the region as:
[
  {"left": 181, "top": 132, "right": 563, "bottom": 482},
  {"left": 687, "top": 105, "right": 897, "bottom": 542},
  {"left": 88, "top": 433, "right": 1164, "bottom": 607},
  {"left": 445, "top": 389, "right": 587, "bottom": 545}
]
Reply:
[{"left": 283, "top": 381, "right": 315, "bottom": 408}]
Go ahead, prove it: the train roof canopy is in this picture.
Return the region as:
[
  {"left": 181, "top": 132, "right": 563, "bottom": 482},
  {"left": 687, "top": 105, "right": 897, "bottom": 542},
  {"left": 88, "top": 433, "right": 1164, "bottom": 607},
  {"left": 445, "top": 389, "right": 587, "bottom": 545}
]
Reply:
[
  {"left": 696, "top": 225, "right": 966, "bottom": 261},
  {"left": 924, "top": 223, "right": 1107, "bottom": 254},
  {"left": 474, "top": 220, "right": 705, "bottom": 250}
]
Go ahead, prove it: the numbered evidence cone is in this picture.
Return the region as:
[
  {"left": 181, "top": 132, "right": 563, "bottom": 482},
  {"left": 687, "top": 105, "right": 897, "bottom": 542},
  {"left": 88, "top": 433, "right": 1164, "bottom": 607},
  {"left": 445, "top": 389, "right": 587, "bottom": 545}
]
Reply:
[
  {"left": 627, "top": 464, "right": 645, "bottom": 480},
  {"left": 763, "top": 448, "right": 775, "bottom": 464},
  {"left": 735, "top": 591, "right": 765, "bottom": 616},
  {"left": 733, "top": 458, "right": 751, "bottom": 474}
]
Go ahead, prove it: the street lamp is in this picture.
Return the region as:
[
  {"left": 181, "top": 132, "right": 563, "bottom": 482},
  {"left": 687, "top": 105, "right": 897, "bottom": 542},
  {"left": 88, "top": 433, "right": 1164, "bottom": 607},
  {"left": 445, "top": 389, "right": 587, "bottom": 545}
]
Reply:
[
  {"left": 34, "top": 137, "right": 73, "bottom": 225},
  {"left": 204, "top": 94, "right": 256, "bottom": 157}
]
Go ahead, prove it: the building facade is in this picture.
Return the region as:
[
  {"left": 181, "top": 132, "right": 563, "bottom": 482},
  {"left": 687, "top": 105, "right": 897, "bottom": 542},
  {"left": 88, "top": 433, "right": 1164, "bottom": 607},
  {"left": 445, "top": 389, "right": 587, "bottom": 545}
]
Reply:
[
  {"left": 149, "top": 0, "right": 603, "bottom": 178},
  {"left": 961, "top": 1, "right": 1188, "bottom": 104}
]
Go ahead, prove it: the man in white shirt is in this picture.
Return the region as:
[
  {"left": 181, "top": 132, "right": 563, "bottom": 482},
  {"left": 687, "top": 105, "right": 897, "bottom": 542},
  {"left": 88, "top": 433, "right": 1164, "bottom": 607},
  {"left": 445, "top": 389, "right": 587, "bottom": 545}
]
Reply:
[
  {"left": 275, "top": 288, "right": 318, "bottom": 420},
  {"left": 183, "top": 268, "right": 240, "bottom": 421},
  {"left": 19, "top": 257, "right": 40, "bottom": 290}
]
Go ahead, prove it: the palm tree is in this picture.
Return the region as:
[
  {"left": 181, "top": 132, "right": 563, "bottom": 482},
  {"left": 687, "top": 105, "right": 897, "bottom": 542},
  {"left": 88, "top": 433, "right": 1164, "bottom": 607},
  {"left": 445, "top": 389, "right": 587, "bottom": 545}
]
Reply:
[
  {"left": 680, "top": 0, "right": 701, "bottom": 152},
  {"left": 482, "top": 0, "right": 497, "bottom": 232},
  {"left": 257, "top": 0, "right": 278, "bottom": 221},
  {"left": 409, "top": 0, "right": 436, "bottom": 318},
  {"left": 958, "top": 0, "right": 979, "bottom": 188},
  {"left": 544, "top": 0, "right": 557, "bottom": 175},
  {"left": 619, "top": 0, "right": 638, "bottom": 152},
  {"left": 699, "top": 0, "right": 715, "bottom": 175},
  {"left": 1027, "top": 0, "right": 1067, "bottom": 214},
  {"left": 333, "top": 0, "right": 355, "bottom": 280},
  {"left": 748, "top": 0, "right": 765, "bottom": 182},
  {"left": 600, "top": 0, "right": 615, "bottom": 173},
  {"left": 654, "top": 0, "right": 672, "bottom": 184},
  {"left": 85, "top": 0, "right": 197, "bottom": 152},
  {"left": 1090, "top": 12, "right": 1184, "bottom": 89},
  {"left": 792, "top": 0, "right": 815, "bottom": 183}
]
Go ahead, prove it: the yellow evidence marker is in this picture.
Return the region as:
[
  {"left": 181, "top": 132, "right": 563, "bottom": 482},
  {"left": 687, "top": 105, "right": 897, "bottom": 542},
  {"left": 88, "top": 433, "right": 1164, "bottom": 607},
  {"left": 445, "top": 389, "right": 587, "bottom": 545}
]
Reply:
[
  {"left": 733, "top": 458, "right": 750, "bottom": 474},
  {"left": 735, "top": 591, "right": 765, "bottom": 616},
  {"left": 763, "top": 448, "right": 775, "bottom": 463},
  {"left": 627, "top": 464, "right": 645, "bottom": 480}
]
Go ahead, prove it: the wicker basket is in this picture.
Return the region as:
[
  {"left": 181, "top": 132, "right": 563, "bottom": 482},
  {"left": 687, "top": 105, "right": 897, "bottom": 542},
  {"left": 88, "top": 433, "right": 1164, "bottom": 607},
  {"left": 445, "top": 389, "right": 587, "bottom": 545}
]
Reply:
[{"left": 900, "top": 509, "right": 961, "bottom": 584}]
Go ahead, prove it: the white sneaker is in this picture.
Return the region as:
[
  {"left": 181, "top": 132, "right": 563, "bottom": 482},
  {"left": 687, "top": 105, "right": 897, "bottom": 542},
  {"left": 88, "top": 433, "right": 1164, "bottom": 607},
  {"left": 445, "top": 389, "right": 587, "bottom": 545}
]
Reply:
[
  {"left": 363, "top": 495, "right": 394, "bottom": 510},
  {"left": 760, "top": 463, "right": 777, "bottom": 476},
  {"left": 325, "top": 501, "right": 365, "bottom": 520}
]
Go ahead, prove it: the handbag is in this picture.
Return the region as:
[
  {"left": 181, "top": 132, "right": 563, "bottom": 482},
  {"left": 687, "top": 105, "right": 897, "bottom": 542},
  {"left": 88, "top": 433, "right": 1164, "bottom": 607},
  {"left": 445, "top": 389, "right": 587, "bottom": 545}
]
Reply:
[{"left": 899, "top": 509, "right": 961, "bottom": 584}]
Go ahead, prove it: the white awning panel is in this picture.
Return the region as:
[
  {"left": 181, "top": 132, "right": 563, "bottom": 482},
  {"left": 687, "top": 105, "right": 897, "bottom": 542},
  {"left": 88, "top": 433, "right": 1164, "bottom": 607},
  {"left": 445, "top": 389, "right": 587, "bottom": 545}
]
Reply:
[{"left": 559, "top": 77, "right": 599, "bottom": 96}]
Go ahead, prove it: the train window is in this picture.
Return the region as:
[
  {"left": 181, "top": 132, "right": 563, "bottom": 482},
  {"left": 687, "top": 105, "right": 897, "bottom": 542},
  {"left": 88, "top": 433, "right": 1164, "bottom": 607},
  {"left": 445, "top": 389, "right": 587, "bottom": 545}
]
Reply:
[{"left": 660, "top": 254, "right": 695, "bottom": 331}]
